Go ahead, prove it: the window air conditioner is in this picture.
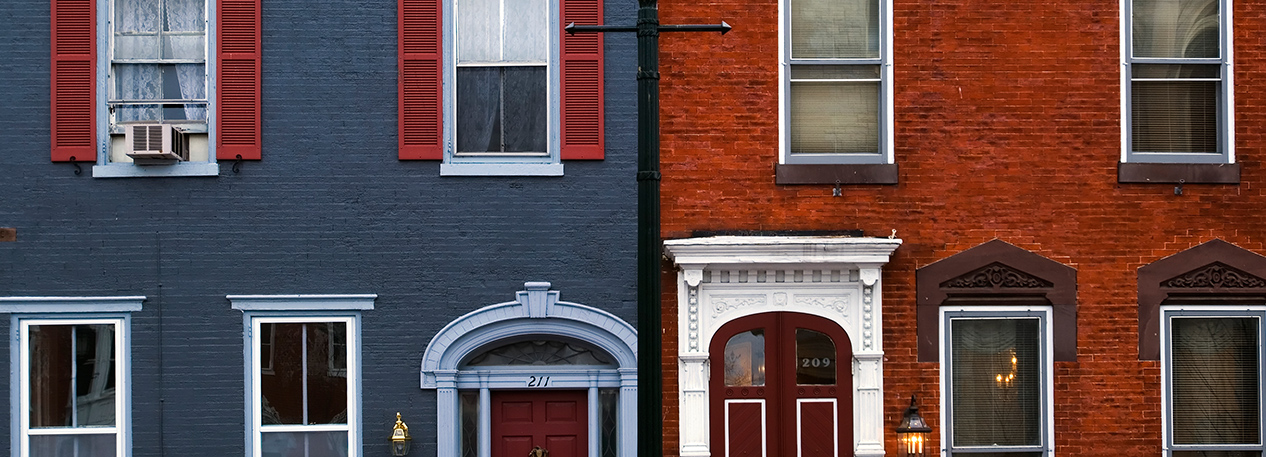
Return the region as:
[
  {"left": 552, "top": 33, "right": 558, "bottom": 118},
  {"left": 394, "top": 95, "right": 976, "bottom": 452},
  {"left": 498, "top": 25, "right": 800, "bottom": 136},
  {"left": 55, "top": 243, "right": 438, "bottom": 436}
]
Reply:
[{"left": 125, "top": 124, "right": 190, "bottom": 163}]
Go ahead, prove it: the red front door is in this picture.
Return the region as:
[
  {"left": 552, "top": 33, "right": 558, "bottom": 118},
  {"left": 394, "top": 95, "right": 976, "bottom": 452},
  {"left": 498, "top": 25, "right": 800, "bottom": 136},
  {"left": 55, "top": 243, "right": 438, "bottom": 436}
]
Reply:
[
  {"left": 492, "top": 390, "right": 588, "bottom": 457},
  {"left": 710, "top": 312, "right": 854, "bottom": 457}
]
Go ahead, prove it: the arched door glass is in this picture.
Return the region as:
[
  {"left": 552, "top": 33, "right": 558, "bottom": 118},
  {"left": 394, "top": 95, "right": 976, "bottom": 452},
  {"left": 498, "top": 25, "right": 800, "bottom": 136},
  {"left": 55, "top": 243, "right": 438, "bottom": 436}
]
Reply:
[
  {"left": 795, "top": 328, "right": 836, "bottom": 385},
  {"left": 724, "top": 330, "right": 766, "bottom": 386}
]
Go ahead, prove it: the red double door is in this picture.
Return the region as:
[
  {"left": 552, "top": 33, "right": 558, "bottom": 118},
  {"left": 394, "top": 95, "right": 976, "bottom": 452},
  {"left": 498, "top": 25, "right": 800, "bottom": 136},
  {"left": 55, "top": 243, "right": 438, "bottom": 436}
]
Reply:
[
  {"left": 711, "top": 312, "right": 854, "bottom": 457},
  {"left": 492, "top": 390, "right": 587, "bottom": 457}
]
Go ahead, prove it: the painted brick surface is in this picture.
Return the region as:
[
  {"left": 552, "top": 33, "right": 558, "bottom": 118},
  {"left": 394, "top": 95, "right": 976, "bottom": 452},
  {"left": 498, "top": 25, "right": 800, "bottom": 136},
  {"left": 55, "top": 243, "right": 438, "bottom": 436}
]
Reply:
[
  {"left": 0, "top": 0, "right": 638, "bottom": 455},
  {"left": 658, "top": 0, "right": 1266, "bottom": 455}
]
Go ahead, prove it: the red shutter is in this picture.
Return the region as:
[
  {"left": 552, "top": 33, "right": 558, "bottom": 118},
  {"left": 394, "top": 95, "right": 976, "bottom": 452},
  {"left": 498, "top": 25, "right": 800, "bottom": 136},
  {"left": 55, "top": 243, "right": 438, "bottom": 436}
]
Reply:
[
  {"left": 560, "top": 0, "right": 603, "bottom": 160},
  {"left": 50, "top": 0, "right": 96, "bottom": 163},
  {"left": 218, "top": 0, "right": 261, "bottom": 160},
  {"left": 399, "top": 0, "right": 443, "bottom": 160}
]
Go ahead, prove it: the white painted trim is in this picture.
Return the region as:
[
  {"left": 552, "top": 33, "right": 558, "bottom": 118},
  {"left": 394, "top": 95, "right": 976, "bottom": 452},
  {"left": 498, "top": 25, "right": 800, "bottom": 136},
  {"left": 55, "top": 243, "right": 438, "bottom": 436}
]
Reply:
[
  {"left": 938, "top": 306, "right": 1055, "bottom": 457},
  {"left": 15, "top": 316, "right": 131, "bottom": 457},
  {"left": 666, "top": 236, "right": 899, "bottom": 457},
  {"left": 92, "top": 162, "right": 220, "bottom": 178},
  {"left": 228, "top": 295, "right": 377, "bottom": 311},
  {"left": 1159, "top": 306, "right": 1266, "bottom": 456},
  {"left": 796, "top": 399, "right": 838, "bottom": 457},
  {"left": 244, "top": 315, "right": 362, "bottom": 457},
  {"left": 0, "top": 296, "right": 145, "bottom": 313},
  {"left": 724, "top": 399, "right": 767, "bottom": 457},
  {"left": 439, "top": 163, "right": 565, "bottom": 176}
]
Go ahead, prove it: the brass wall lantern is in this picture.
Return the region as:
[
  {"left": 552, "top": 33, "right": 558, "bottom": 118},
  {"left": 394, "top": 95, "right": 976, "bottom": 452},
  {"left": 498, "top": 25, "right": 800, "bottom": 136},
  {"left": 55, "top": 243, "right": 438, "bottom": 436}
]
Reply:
[{"left": 391, "top": 412, "right": 411, "bottom": 456}]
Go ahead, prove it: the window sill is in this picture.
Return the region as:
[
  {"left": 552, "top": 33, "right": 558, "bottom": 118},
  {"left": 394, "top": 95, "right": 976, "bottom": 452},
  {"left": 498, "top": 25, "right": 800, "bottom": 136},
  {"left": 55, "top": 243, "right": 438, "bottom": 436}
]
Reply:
[
  {"left": 92, "top": 162, "right": 220, "bottom": 178},
  {"left": 775, "top": 163, "right": 898, "bottom": 185},
  {"left": 1117, "top": 162, "right": 1240, "bottom": 184},
  {"left": 440, "top": 163, "right": 564, "bottom": 177}
]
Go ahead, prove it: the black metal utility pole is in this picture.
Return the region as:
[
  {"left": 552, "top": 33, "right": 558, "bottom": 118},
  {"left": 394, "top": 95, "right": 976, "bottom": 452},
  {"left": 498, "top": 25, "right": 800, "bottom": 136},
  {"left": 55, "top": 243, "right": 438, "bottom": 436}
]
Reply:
[{"left": 566, "top": 5, "right": 728, "bottom": 457}]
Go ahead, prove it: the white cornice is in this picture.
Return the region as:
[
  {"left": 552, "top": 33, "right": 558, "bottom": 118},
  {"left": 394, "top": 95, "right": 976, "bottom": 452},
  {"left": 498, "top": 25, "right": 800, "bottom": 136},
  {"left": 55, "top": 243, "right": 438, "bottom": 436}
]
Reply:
[{"left": 664, "top": 236, "right": 902, "bottom": 267}]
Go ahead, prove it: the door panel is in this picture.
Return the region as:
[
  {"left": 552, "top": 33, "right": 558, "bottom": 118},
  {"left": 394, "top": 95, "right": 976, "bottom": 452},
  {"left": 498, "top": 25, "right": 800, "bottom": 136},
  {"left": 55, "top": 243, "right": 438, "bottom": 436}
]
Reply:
[
  {"left": 725, "top": 400, "right": 766, "bottom": 457},
  {"left": 710, "top": 312, "right": 853, "bottom": 457},
  {"left": 492, "top": 390, "right": 587, "bottom": 457}
]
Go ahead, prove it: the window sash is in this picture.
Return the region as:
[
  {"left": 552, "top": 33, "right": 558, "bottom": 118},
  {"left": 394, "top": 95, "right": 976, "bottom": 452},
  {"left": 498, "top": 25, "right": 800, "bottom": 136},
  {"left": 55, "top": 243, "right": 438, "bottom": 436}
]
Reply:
[
  {"left": 20, "top": 318, "right": 127, "bottom": 457},
  {"left": 108, "top": 0, "right": 209, "bottom": 124},
  {"left": 250, "top": 316, "right": 358, "bottom": 457},
  {"left": 941, "top": 311, "right": 1051, "bottom": 456},
  {"left": 1164, "top": 311, "right": 1266, "bottom": 454}
]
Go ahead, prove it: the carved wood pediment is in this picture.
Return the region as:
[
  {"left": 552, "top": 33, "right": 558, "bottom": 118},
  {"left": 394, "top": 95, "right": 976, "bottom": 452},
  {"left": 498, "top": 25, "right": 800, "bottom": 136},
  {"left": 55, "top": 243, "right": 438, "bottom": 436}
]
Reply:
[
  {"left": 1162, "top": 262, "right": 1266, "bottom": 289},
  {"left": 940, "top": 263, "right": 1054, "bottom": 289}
]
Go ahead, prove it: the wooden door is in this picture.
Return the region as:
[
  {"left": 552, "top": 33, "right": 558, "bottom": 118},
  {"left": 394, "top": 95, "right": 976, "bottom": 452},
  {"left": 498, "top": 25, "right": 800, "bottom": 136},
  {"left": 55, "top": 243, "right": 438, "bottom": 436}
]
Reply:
[
  {"left": 710, "top": 312, "right": 854, "bottom": 457},
  {"left": 492, "top": 390, "right": 588, "bottom": 457}
]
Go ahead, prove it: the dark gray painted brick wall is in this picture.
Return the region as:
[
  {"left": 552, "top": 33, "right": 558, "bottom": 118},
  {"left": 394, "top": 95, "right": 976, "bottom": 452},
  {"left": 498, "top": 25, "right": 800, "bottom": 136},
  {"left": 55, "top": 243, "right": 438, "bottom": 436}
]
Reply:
[{"left": 0, "top": 0, "right": 639, "bottom": 454}]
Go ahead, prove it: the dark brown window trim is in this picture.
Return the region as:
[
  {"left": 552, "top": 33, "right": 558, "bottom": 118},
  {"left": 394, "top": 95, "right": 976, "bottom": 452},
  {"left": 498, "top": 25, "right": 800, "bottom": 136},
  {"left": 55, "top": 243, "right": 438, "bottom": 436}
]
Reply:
[
  {"left": 775, "top": 163, "right": 899, "bottom": 185},
  {"left": 1118, "top": 162, "right": 1240, "bottom": 184},
  {"left": 1137, "top": 239, "right": 1266, "bottom": 360},
  {"left": 916, "top": 239, "right": 1078, "bottom": 362}
]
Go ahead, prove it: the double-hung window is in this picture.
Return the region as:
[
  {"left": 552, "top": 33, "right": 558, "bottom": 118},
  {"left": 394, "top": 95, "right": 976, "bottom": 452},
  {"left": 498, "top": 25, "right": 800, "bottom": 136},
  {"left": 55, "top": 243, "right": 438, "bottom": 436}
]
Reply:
[
  {"left": 247, "top": 316, "right": 360, "bottom": 457},
  {"left": 19, "top": 318, "right": 129, "bottom": 457},
  {"left": 776, "top": 0, "right": 894, "bottom": 184},
  {"left": 1124, "top": 0, "right": 1231, "bottom": 164},
  {"left": 942, "top": 308, "right": 1054, "bottom": 456},
  {"left": 1162, "top": 308, "right": 1265, "bottom": 456},
  {"left": 443, "top": 0, "right": 558, "bottom": 175}
]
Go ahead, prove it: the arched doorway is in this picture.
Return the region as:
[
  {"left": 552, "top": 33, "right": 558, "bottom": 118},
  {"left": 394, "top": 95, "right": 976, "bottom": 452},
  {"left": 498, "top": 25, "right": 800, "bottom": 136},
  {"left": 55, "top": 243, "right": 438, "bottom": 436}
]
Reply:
[
  {"left": 710, "top": 312, "right": 854, "bottom": 457},
  {"left": 420, "top": 282, "right": 638, "bottom": 457}
]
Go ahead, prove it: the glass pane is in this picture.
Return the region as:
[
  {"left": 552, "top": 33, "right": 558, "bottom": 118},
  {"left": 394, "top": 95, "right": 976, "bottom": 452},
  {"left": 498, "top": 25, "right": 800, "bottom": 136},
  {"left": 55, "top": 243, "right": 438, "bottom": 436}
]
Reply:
[
  {"left": 503, "top": 0, "right": 548, "bottom": 62},
  {"left": 465, "top": 339, "right": 614, "bottom": 366},
  {"left": 1173, "top": 452, "right": 1261, "bottom": 457},
  {"left": 29, "top": 324, "right": 117, "bottom": 428},
  {"left": 261, "top": 431, "right": 349, "bottom": 457},
  {"left": 790, "top": 65, "right": 881, "bottom": 80},
  {"left": 457, "top": 0, "right": 500, "bottom": 62},
  {"left": 790, "top": 79, "right": 879, "bottom": 154},
  {"left": 1132, "top": 78, "right": 1219, "bottom": 154},
  {"left": 1171, "top": 318, "right": 1260, "bottom": 445},
  {"left": 600, "top": 389, "right": 618, "bottom": 457},
  {"left": 460, "top": 391, "right": 479, "bottom": 457},
  {"left": 723, "top": 330, "right": 766, "bottom": 386},
  {"left": 1132, "top": 0, "right": 1220, "bottom": 58},
  {"left": 1133, "top": 63, "right": 1221, "bottom": 79},
  {"left": 950, "top": 318, "right": 1042, "bottom": 448},
  {"left": 457, "top": 67, "right": 502, "bottom": 152},
  {"left": 795, "top": 329, "right": 836, "bottom": 385},
  {"left": 29, "top": 434, "right": 117, "bottom": 457},
  {"left": 116, "top": 0, "right": 161, "bottom": 33},
  {"left": 791, "top": 0, "right": 879, "bottom": 59},
  {"left": 260, "top": 323, "right": 348, "bottom": 426},
  {"left": 113, "top": 64, "right": 207, "bottom": 122},
  {"left": 503, "top": 66, "right": 547, "bottom": 152},
  {"left": 457, "top": 67, "right": 546, "bottom": 153},
  {"left": 164, "top": 0, "right": 205, "bottom": 33}
]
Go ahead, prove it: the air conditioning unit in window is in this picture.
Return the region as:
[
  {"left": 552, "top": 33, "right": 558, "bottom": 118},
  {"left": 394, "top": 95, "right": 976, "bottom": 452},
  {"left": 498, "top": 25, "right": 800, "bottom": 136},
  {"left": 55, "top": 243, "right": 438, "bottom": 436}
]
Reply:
[{"left": 125, "top": 123, "right": 190, "bottom": 163}]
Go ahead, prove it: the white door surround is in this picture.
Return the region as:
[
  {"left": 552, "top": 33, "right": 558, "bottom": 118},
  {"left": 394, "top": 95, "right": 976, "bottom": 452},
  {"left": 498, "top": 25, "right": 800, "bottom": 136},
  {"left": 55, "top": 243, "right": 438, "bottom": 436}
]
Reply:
[{"left": 665, "top": 236, "right": 901, "bottom": 457}]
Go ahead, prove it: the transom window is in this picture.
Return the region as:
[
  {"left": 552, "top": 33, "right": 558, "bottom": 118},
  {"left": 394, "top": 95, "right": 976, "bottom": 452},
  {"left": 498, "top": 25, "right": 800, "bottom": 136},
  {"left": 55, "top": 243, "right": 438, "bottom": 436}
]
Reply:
[
  {"left": 1125, "top": 0, "right": 1230, "bottom": 163},
  {"left": 781, "top": 0, "right": 890, "bottom": 164}
]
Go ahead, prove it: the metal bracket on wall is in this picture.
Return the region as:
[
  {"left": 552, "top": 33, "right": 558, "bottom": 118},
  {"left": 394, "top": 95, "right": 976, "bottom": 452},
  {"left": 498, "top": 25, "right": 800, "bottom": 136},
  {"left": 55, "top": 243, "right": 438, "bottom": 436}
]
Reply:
[
  {"left": 1174, "top": 179, "right": 1185, "bottom": 196},
  {"left": 69, "top": 156, "right": 82, "bottom": 175},
  {"left": 233, "top": 154, "right": 244, "bottom": 174}
]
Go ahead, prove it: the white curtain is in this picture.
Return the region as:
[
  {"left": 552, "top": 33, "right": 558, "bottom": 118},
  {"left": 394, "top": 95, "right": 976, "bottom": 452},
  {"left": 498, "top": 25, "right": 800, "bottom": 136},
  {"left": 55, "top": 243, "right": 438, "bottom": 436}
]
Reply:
[
  {"left": 114, "top": 0, "right": 205, "bottom": 122},
  {"left": 166, "top": 0, "right": 206, "bottom": 120}
]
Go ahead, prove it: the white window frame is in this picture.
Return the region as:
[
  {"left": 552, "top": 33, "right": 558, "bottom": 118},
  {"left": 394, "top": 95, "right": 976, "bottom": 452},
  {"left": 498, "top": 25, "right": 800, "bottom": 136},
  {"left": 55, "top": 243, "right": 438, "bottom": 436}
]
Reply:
[
  {"left": 939, "top": 306, "right": 1055, "bottom": 457},
  {"left": 1160, "top": 306, "right": 1266, "bottom": 456},
  {"left": 1, "top": 296, "right": 142, "bottom": 457},
  {"left": 440, "top": 0, "right": 563, "bottom": 177},
  {"left": 93, "top": 0, "right": 219, "bottom": 178},
  {"left": 1120, "top": 0, "right": 1233, "bottom": 164},
  {"left": 230, "top": 294, "right": 374, "bottom": 457},
  {"left": 777, "top": 0, "right": 894, "bottom": 165}
]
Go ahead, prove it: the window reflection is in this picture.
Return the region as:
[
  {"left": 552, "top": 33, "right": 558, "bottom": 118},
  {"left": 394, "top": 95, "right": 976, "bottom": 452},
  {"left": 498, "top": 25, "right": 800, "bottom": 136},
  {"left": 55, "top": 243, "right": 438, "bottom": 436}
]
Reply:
[
  {"left": 29, "top": 324, "right": 117, "bottom": 428},
  {"left": 795, "top": 329, "right": 836, "bottom": 385},
  {"left": 724, "top": 330, "right": 766, "bottom": 386},
  {"left": 260, "top": 322, "right": 348, "bottom": 425}
]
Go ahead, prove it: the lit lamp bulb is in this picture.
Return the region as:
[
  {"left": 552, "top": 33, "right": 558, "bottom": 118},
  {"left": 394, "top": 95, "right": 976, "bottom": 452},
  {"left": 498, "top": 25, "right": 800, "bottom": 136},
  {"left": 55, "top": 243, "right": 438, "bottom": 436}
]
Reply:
[{"left": 896, "top": 395, "right": 932, "bottom": 457}]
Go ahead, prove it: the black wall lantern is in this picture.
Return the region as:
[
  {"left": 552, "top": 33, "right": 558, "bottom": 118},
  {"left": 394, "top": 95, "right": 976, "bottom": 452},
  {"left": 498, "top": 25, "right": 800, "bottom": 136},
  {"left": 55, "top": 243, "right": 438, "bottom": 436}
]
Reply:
[{"left": 896, "top": 395, "right": 932, "bottom": 457}]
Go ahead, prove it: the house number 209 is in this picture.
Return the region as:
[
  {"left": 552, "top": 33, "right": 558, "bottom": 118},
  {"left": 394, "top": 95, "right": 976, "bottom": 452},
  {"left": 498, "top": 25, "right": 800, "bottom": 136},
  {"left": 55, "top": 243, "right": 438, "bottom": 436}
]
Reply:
[
  {"left": 527, "top": 376, "right": 551, "bottom": 387},
  {"left": 800, "top": 358, "right": 832, "bottom": 368}
]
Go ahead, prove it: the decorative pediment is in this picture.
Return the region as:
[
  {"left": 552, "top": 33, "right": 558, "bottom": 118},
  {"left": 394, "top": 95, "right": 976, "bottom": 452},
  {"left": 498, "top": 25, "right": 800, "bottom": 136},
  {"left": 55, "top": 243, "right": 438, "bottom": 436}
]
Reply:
[
  {"left": 1162, "top": 262, "right": 1266, "bottom": 289},
  {"left": 940, "top": 263, "right": 1054, "bottom": 289}
]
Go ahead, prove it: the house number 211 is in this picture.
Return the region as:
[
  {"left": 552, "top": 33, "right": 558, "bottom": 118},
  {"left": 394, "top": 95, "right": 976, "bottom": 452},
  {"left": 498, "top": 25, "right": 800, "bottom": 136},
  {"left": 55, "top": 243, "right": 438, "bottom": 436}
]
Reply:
[{"left": 527, "top": 376, "right": 551, "bottom": 387}]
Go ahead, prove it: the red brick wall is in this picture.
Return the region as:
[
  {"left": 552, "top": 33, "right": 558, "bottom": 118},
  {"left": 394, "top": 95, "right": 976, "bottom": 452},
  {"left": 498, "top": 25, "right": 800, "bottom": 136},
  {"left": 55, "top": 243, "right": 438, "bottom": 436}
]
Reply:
[{"left": 657, "top": 0, "right": 1266, "bottom": 454}]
